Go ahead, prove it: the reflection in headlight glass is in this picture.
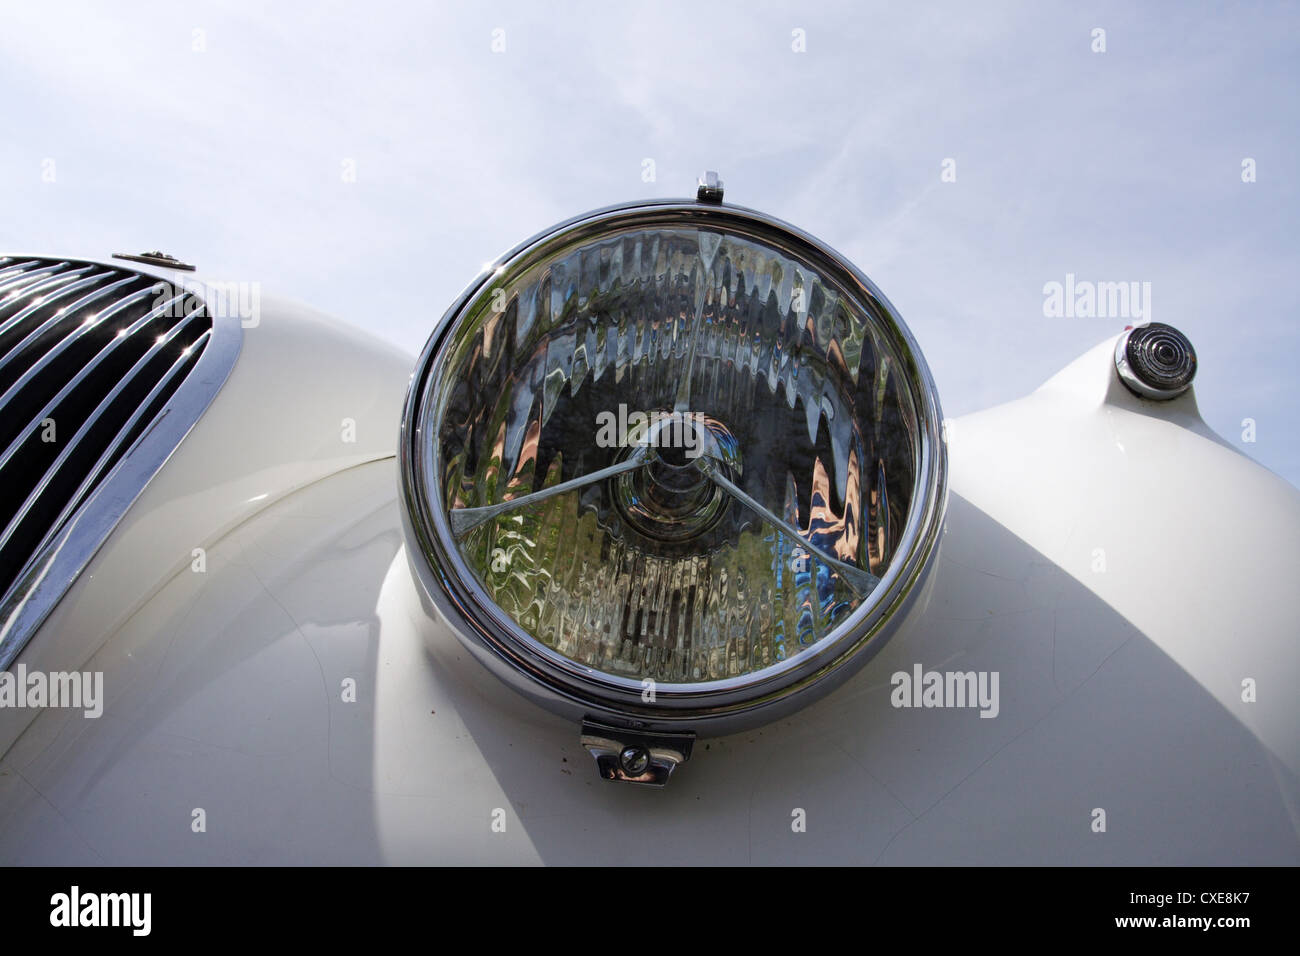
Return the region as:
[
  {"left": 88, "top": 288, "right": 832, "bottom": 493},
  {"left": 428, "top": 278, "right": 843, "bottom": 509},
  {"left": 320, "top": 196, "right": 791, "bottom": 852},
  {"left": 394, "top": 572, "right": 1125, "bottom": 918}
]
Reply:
[{"left": 435, "top": 225, "right": 919, "bottom": 683}]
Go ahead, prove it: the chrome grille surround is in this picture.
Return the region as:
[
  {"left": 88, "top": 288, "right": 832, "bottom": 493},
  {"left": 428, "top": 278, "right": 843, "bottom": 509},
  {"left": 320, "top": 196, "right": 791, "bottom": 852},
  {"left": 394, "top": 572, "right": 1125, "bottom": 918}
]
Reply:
[
  {"left": 400, "top": 199, "right": 948, "bottom": 735},
  {"left": 0, "top": 257, "right": 242, "bottom": 668}
]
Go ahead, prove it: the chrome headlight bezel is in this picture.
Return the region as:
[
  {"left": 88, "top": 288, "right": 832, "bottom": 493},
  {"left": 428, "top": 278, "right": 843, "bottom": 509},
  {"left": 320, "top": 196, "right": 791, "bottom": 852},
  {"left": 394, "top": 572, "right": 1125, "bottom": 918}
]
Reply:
[{"left": 400, "top": 196, "right": 947, "bottom": 736}]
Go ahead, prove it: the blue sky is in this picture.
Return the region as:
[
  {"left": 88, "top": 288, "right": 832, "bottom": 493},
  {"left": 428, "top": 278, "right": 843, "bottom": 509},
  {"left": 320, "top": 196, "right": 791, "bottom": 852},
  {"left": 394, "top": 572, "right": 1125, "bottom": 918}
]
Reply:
[{"left": 3, "top": 1, "right": 1297, "bottom": 484}]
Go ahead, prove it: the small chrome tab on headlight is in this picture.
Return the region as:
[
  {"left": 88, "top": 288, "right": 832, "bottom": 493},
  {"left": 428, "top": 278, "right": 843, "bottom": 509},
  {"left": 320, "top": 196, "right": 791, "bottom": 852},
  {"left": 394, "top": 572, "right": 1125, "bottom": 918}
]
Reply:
[{"left": 579, "top": 720, "right": 695, "bottom": 788}]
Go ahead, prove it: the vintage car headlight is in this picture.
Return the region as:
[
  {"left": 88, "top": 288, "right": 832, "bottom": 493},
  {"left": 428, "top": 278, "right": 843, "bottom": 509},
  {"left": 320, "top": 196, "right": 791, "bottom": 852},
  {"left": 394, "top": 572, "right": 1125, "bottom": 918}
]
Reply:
[{"left": 401, "top": 176, "right": 946, "bottom": 782}]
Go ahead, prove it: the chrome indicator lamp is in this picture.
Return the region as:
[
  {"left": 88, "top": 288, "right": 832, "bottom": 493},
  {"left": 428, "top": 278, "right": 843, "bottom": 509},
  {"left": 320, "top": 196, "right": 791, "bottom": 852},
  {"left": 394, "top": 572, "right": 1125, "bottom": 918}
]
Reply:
[
  {"left": 1114, "top": 322, "right": 1198, "bottom": 400},
  {"left": 400, "top": 174, "right": 947, "bottom": 785}
]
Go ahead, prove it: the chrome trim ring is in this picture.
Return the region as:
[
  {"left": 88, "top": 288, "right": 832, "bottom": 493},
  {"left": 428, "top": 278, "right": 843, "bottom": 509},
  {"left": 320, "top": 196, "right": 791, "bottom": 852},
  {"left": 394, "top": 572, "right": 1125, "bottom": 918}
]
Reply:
[
  {"left": 400, "top": 199, "right": 948, "bottom": 735},
  {"left": 0, "top": 258, "right": 243, "bottom": 669}
]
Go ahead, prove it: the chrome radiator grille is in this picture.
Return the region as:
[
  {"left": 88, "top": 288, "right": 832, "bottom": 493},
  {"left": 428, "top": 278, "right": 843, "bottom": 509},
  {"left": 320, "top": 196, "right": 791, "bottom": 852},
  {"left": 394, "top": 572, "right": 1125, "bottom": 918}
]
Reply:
[{"left": 0, "top": 256, "right": 240, "bottom": 667}]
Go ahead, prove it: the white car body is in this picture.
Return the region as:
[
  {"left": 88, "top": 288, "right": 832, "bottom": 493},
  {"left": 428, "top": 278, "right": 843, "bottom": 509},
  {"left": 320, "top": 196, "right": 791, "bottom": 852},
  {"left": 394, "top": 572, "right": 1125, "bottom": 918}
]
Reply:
[{"left": 0, "top": 257, "right": 1296, "bottom": 865}]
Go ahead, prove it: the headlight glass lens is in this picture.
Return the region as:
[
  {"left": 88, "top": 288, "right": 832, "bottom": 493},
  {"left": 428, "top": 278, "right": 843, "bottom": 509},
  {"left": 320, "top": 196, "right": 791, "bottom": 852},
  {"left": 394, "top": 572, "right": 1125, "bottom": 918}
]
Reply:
[{"left": 429, "top": 220, "right": 923, "bottom": 685}]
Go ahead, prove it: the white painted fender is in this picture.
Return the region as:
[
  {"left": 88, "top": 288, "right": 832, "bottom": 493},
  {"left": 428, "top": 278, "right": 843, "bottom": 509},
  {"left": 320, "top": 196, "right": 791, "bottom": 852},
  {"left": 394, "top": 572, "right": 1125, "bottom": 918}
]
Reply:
[
  {"left": 0, "top": 270, "right": 412, "bottom": 758},
  {"left": 0, "top": 328, "right": 1296, "bottom": 864}
]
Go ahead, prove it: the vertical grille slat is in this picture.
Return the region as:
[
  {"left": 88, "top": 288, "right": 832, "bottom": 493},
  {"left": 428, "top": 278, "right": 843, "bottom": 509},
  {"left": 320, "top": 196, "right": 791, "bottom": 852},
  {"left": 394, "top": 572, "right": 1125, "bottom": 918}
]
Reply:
[
  {"left": 0, "top": 269, "right": 122, "bottom": 345},
  {"left": 0, "top": 261, "right": 65, "bottom": 291},
  {"left": 1, "top": 322, "right": 211, "bottom": 558},
  {"left": 0, "top": 264, "right": 105, "bottom": 312},
  {"left": 0, "top": 298, "right": 206, "bottom": 473},
  {"left": 46, "top": 327, "right": 211, "bottom": 537},
  {"left": 0, "top": 263, "right": 75, "bottom": 299},
  {"left": 0, "top": 279, "right": 154, "bottom": 392},
  {"left": 0, "top": 256, "right": 241, "bottom": 667},
  {"left": 0, "top": 259, "right": 43, "bottom": 282},
  {"left": 0, "top": 265, "right": 99, "bottom": 323}
]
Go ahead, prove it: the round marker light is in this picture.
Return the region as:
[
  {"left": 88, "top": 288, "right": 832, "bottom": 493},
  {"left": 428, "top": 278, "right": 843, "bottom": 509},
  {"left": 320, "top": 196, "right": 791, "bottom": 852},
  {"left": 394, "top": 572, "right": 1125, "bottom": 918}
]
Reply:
[
  {"left": 401, "top": 177, "right": 947, "bottom": 749},
  {"left": 1115, "top": 322, "right": 1197, "bottom": 400}
]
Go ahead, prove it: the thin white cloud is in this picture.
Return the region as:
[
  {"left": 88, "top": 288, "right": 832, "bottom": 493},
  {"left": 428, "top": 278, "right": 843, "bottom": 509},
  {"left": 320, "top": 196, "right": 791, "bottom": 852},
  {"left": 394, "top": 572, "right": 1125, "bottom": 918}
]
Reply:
[{"left": 1, "top": 0, "right": 1296, "bottom": 482}]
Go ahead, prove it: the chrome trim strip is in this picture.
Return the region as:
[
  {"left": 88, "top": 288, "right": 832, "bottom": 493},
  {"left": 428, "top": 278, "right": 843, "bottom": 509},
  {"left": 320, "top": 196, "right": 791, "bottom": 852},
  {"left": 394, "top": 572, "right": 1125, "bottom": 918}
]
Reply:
[
  {"left": 0, "top": 262, "right": 67, "bottom": 295},
  {"left": 0, "top": 269, "right": 114, "bottom": 340},
  {"left": 0, "top": 259, "right": 42, "bottom": 282},
  {"left": 0, "top": 281, "right": 151, "bottom": 391},
  {"left": 0, "top": 264, "right": 98, "bottom": 310},
  {"left": 0, "top": 260, "right": 243, "bottom": 670},
  {"left": 0, "top": 296, "right": 191, "bottom": 473},
  {"left": 26, "top": 328, "right": 214, "bottom": 554},
  {"left": 399, "top": 198, "right": 949, "bottom": 735},
  {"left": 0, "top": 308, "right": 204, "bottom": 551}
]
